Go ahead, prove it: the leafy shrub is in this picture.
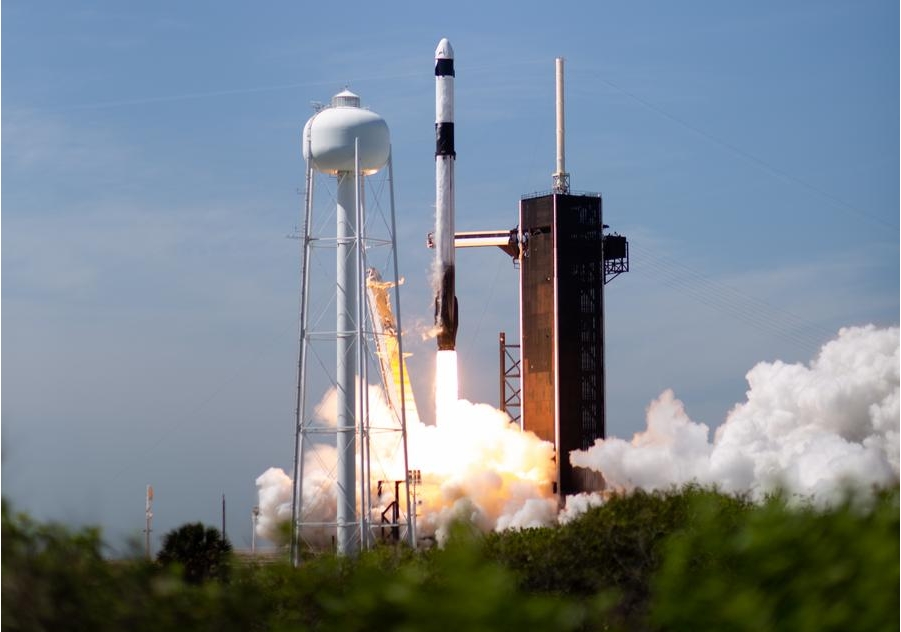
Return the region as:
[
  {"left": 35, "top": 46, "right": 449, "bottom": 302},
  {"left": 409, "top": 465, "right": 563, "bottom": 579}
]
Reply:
[
  {"left": 249, "top": 532, "right": 594, "bottom": 631},
  {"left": 649, "top": 487, "right": 900, "bottom": 632},
  {"left": 3, "top": 486, "right": 897, "bottom": 631},
  {"left": 157, "top": 522, "right": 232, "bottom": 584},
  {"left": 484, "top": 485, "right": 753, "bottom": 627},
  {"left": 2, "top": 500, "right": 116, "bottom": 631}
]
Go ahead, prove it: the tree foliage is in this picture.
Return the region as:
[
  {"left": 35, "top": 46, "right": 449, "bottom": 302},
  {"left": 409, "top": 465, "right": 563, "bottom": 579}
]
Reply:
[
  {"left": 156, "top": 522, "right": 232, "bottom": 584},
  {"left": 649, "top": 487, "right": 900, "bottom": 632},
  {"left": 2, "top": 500, "right": 114, "bottom": 631},
  {"left": 2, "top": 486, "right": 897, "bottom": 631},
  {"left": 483, "top": 485, "right": 753, "bottom": 626}
]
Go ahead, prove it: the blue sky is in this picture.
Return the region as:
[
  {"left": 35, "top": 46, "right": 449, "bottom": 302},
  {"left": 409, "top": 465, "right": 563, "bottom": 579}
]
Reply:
[{"left": 3, "top": 1, "right": 898, "bottom": 550}]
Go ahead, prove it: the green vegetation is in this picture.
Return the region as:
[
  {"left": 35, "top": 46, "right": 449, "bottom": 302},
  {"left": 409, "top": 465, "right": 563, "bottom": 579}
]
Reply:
[
  {"left": 649, "top": 487, "right": 900, "bottom": 632},
  {"left": 482, "top": 485, "right": 755, "bottom": 627},
  {"left": 3, "top": 487, "right": 897, "bottom": 631},
  {"left": 157, "top": 522, "right": 232, "bottom": 584}
]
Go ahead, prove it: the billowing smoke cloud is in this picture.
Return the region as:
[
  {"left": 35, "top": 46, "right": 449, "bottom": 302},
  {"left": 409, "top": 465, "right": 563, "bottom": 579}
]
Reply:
[
  {"left": 255, "top": 373, "right": 558, "bottom": 546},
  {"left": 255, "top": 444, "right": 339, "bottom": 544},
  {"left": 258, "top": 325, "right": 899, "bottom": 545},
  {"left": 571, "top": 325, "right": 899, "bottom": 503},
  {"left": 255, "top": 467, "right": 293, "bottom": 541},
  {"left": 409, "top": 397, "right": 557, "bottom": 542}
]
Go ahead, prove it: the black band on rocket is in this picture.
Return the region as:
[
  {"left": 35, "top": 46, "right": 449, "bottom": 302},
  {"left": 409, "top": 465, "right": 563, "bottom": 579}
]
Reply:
[
  {"left": 435, "top": 58, "right": 455, "bottom": 77},
  {"left": 436, "top": 122, "right": 455, "bottom": 157}
]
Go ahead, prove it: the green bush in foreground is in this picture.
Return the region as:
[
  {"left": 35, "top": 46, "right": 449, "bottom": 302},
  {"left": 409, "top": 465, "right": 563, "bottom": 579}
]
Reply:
[
  {"left": 2, "top": 486, "right": 898, "bottom": 631},
  {"left": 649, "top": 487, "right": 900, "bottom": 632},
  {"left": 251, "top": 533, "right": 595, "bottom": 631},
  {"left": 157, "top": 522, "right": 232, "bottom": 585},
  {"left": 2, "top": 501, "right": 115, "bottom": 631},
  {"left": 483, "top": 485, "right": 753, "bottom": 627}
]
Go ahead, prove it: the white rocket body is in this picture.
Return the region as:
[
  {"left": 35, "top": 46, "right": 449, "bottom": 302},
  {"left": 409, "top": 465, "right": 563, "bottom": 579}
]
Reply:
[{"left": 434, "top": 38, "right": 458, "bottom": 350}]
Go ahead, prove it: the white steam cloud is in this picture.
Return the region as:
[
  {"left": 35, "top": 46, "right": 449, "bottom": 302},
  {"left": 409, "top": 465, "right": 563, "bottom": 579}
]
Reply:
[
  {"left": 257, "top": 325, "right": 899, "bottom": 544},
  {"left": 572, "top": 325, "right": 899, "bottom": 503},
  {"left": 255, "top": 378, "right": 557, "bottom": 545}
]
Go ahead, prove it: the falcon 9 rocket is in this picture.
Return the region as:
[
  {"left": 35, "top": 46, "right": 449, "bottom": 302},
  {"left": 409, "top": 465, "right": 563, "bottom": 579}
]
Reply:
[{"left": 434, "top": 37, "right": 458, "bottom": 351}]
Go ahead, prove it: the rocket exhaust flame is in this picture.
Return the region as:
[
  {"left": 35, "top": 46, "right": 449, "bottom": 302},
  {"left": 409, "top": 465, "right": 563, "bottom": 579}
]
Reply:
[
  {"left": 435, "top": 350, "right": 460, "bottom": 426},
  {"left": 258, "top": 358, "right": 558, "bottom": 547}
]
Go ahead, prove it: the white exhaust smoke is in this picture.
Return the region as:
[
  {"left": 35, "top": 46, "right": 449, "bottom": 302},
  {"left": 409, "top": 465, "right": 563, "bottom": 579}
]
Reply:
[
  {"left": 571, "top": 325, "right": 900, "bottom": 503},
  {"left": 257, "top": 325, "right": 899, "bottom": 544},
  {"left": 255, "top": 371, "right": 558, "bottom": 546}
]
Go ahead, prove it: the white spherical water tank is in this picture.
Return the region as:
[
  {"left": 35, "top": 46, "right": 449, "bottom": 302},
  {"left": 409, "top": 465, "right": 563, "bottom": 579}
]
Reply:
[{"left": 303, "top": 89, "right": 390, "bottom": 175}]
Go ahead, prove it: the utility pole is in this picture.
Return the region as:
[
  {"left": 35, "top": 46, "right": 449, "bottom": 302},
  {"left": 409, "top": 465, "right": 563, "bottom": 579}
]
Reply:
[
  {"left": 251, "top": 506, "right": 260, "bottom": 555},
  {"left": 144, "top": 485, "right": 154, "bottom": 559}
]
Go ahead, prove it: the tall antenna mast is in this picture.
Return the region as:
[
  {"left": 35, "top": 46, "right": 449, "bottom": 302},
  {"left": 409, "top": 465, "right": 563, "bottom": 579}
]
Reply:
[{"left": 552, "top": 57, "right": 570, "bottom": 194}]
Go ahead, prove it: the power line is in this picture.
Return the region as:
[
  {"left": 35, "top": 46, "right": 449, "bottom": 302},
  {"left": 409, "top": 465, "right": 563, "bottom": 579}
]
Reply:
[
  {"left": 11, "top": 59, "right": 550, "bottom": 114},
  {"left": 627, "top": 244, "right": 833, "bottom": 354}
]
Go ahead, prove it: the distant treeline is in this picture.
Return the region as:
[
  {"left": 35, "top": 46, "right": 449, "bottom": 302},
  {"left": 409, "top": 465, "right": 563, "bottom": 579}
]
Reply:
[{"left": 3, "top": 485, "right": 898, "bottom": 631}]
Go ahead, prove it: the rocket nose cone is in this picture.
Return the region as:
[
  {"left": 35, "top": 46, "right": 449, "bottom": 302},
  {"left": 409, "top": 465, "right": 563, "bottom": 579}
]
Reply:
[{"left": 435, "top": 38, "right": 454, "bottom": 59}]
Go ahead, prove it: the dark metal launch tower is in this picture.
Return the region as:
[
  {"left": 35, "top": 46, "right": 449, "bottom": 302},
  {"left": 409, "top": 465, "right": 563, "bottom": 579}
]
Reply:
[{"left": 518, "top": 189, "right": 628, "bottom": 496}]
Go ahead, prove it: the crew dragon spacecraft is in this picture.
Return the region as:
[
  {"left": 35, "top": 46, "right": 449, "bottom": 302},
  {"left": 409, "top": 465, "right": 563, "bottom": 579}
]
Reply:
[{"left": 433, "top": 37, "right": 459, "bottom": 350}]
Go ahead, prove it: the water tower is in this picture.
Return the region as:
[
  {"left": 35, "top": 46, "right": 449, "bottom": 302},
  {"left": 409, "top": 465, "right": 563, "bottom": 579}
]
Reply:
[{"left": 293, "top": 89, "right": 413, "bottom": 559}]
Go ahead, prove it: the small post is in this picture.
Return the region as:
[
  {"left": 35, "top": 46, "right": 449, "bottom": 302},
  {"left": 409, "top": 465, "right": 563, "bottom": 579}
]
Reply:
[
  {"left": 251, "top": 506, "right": 260, "bottom": 555},
  {"left": 499, "top": 332, "right": 507, "bottom": 413},
  {"left": 408, "top": 469, "right": 421, "bottom": 547},
  {"left": 144, "top": 485, "right": 154, "bottom": 559}
]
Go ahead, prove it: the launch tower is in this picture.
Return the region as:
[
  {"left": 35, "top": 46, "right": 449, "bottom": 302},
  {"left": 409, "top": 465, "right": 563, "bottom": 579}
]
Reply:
[
  {"left": 518, "top": 60, "right": 629, "bottom": 497},
  {"left": 521, "top": 193, "right": 596, "bottom": 494}
]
